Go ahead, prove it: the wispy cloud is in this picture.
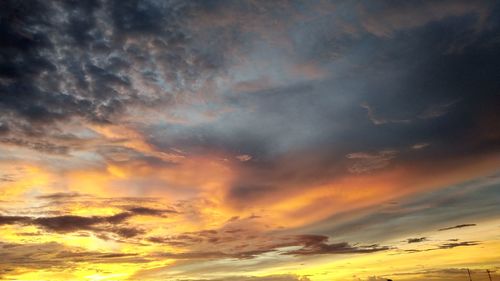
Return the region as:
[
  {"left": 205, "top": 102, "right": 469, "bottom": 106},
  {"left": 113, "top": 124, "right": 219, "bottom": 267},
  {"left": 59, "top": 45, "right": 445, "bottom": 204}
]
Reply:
[
  {"left": 438, "top": 224, "right": 477, "bottom": 231},
  {"left": 346, "top": 150, "right": 398, "bottom": 173}
]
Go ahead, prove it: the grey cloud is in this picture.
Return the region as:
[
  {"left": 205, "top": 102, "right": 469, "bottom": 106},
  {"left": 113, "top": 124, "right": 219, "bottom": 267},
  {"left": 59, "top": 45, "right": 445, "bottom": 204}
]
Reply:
[
  {"left": 361, "top": 98, "right": 460, "bottom": 126},
  {"left": 418, "top": 99, "right": 461, "bottom": 119},
  {"left": 438, "top": 241, "right": 480, "bottom": 249},
  {"left": 358, "top": 0, "right": 494, "bottom": 37},
  {"left": 0, "top": 215, "right": 30, "bottom": 225},
  {"left": 151, "top": 3, "right": 500, "bottom": 206},
  {"left": 2, "top": 0, "right": 499, "bottom": 190},
  {"left": 0, "top": 0, "right": 233, "bottom": 152},
  {"left": 36, "top": 192, "right": 84, "bottom": 200},
  {"left": 126, "top": 206, "right": 178, "bottom": 216},
  {"left": 0, "top": 208, "right": 173, "bottom": 238},
  {"left": 149, "top": 228, "right": 390, "bottom": 260},
  {"left": 396, "top": 239, "right": 481, "bottom": 254},
  {"left": 438, "top": 224, "right": 477, "bottom": 231},
  {"left": 361, "top": 102, "right": 411, "bottom": 125},
  {"left": 0, "top": 137, "right": 70, "bottom": 154},
  {"left": 407, "top": 237, "right": 427, "bottom": 244},
  {"left": 284, "top": 241, "right": 389, "bottom": 256},
  {"left": 32, "top": 213, "right": 131, "bottom": 232},
  {"left": 111, "top": 227, "right": 146, "bottom": 238}
]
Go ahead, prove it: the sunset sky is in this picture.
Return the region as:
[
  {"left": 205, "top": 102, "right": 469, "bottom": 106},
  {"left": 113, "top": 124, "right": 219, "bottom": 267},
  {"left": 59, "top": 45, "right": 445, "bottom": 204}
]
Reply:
[{"left": 1, "top": 1, "right": 500, "bottom": 280}]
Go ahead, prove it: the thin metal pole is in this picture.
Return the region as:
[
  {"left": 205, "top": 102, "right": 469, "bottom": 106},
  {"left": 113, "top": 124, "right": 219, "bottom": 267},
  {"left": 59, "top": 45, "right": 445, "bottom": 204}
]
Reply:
[
  {"left": 487, "top": 269, "right": 493, "bottom": 281},
  {"left": 467, "top": 268, "right": 472, "bottom": 281}
]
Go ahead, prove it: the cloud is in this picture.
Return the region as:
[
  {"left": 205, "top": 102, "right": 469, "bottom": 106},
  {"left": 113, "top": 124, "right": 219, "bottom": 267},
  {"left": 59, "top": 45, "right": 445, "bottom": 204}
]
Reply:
[
  {"left": 0, "top": 208, "right": 173, "bottom": 238},
  {"left": 148, "top": 229, "right": 389, "bottom": 260},
  {"left": 438, "top": 224, "right": 477, "bottom": 231},
  {"left": 186, "top": 275, "right": 311, "bottom": 281},
  {"left": 0, "top": 241, "right": 147, "bottom": 272},
  {"left": 358, "top": 1, "right": 494, "bottom": 37},
  {"left": 360, "top": 102, "right": 411, "bottom": 125},
  {"left": 411, "top": 143, "right": 430, "bottom": 150},
  {"left": 361, "top": 99, "right": 459, "bottom": 126},
  {"left": 438, "top": 241, "right": 480, "bottom": 249},
  {"left": 418, "top": 100, "right": 461, "bottom": 119},
  {"left": 36, "top": 192, "right": 84, "bottom": 200},
  {"left": 310, "top": 174, "right": 500, "bottom": 243},
  {"left": 236, "top": 154, "right": 252, "bottom": 162},
  {"left": 366, "top": 277, "right": 392, "bottom": 281},
  {"left": 284, "top": 241, "right": 389, "bottom": 256},
  {"left": 0, "top": 215, "right": 30, "bottom": 225},
  {"left": 407, "top": 237, "right": 427, "bottom": 244},
  {"left": 126, "top": 206, "right": 177, "bottom": 216},
  {"left": 0, "top": 0, "right": 232, "bottom": 153},
  {"left": 32, "top": 213, "right": 131, "bottom": 232},
  {"left": 346, "top": 150, "right": 398, "bottom": 174}
]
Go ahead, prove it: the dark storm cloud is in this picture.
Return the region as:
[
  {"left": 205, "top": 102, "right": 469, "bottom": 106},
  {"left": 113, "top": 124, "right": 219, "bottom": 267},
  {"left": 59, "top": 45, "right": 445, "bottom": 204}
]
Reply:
[
  {"left": 1, "top": 0, "right": 123, "bottom": 124},
  {"left": 145, "top": 0, "right": 500, "bottom": 206},
  {"left": 288, "top": 16, "right": 500, "bottom": 199},
  {"left": 0, "top": 0, "right": 237, "bottom": 152},
  {"left": 1, "top": 0, "right": 499, "bottom": 173}
]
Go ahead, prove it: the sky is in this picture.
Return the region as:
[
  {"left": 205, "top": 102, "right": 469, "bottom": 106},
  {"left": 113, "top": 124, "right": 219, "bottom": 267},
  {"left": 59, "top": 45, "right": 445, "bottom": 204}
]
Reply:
[{"left": 1, "top": 0, "right": 500, "bottom": 280}]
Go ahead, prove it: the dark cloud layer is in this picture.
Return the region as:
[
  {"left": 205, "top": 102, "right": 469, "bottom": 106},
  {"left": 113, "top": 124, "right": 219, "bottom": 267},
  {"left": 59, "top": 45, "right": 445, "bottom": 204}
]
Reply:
[
  {"left": 148, "top": 229, "right": 389, "bottom": 260},
  {"left": 0, "top": 0, "right": 235, "bottom": 155},
  {"left": 0, "top": 206, "right": 172, "bottom": 237},
  {"left": 1, "top": 0, "right": 498, "bottom": 158}
]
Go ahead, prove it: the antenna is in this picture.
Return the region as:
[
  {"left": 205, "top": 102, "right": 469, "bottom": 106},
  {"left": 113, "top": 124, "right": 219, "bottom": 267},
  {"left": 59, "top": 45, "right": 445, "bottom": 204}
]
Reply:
[
  {"left": 467, "top": 268, "right": 472, "bottom": 281},
  {"left": 487, "top": 269, "right": 493, "bottom": 281}
]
